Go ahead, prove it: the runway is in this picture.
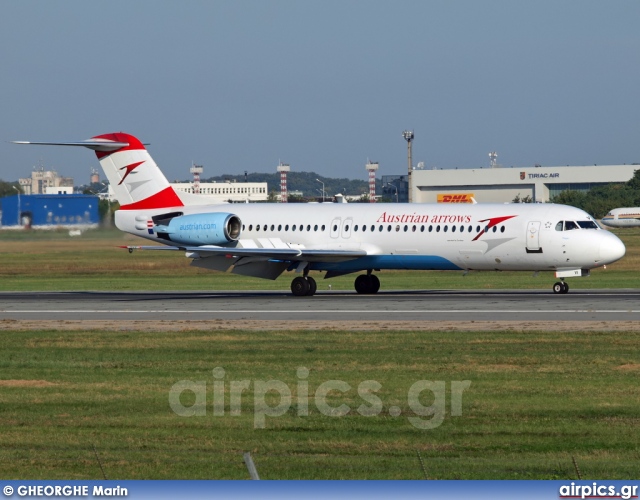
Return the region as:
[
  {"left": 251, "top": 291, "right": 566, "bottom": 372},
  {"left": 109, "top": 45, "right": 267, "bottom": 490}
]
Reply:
[{"left": 1, "top": 289, "right": 639, "bottom": 324}]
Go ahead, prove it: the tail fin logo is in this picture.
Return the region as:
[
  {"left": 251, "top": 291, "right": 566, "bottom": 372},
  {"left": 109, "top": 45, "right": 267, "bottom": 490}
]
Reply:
[{"left": 118, "top": 161, "right": 145, "bottom": 185}]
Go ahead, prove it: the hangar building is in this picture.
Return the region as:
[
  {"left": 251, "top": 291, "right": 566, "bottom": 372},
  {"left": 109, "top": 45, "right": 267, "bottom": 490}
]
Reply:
[{"left": 410, "top": 164, "right": 639, "bottom": 203}]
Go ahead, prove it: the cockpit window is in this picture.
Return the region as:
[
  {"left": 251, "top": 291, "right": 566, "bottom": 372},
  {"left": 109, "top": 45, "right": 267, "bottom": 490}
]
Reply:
[
  {"left": 555, "top": 220, "right": 598, "bottom": 231},
  {"left": 577, "top": 220, "right": 599, "bottom": 229}
]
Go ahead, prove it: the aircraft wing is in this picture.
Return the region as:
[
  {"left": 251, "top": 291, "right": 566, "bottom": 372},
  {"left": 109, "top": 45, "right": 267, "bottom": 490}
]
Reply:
[{"left": 123, "top": 245, "right": 367, "bottom": 263}]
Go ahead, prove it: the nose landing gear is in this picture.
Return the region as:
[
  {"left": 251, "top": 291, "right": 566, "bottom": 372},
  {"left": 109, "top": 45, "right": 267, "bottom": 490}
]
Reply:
[{"left": 552, "top": 280, "right": 569, "bottom": 294}]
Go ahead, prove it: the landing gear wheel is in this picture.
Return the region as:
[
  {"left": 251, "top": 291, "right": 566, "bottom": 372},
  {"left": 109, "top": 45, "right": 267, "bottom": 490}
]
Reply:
[
  {"left": 354, "top": 274, "right": 380, "bottom": 294},
  {"left": 291, "top": 276, "right": 310, "bottom": 296},
  {"left": 306, "top": 276, "right": 317, "bottom": 296},
  {"left": 553, "top": 281, "right": 569, "bottom": 294},
  {"left": 370, "top": 274, "right": 380, "bottom": 293},
  {"left": 354, "top": 275, "right": 369, "bottom": 294}
]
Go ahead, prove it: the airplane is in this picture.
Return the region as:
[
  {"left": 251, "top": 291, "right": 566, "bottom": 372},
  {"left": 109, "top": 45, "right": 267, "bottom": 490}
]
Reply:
[
  {"left": 601, "top": 208, "right": 640, "bottom": 228},
  {"left": 14, "top": 132, "right": 626, "bottom": 296}
]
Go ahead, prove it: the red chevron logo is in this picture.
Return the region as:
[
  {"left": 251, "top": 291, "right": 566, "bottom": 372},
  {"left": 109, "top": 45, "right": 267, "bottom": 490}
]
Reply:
[
  {"left": 472, "top": 215, "right": 517, "bottom": 241},
  {"left": 118, "top": 161, "right": 145, "bottom": 185}
]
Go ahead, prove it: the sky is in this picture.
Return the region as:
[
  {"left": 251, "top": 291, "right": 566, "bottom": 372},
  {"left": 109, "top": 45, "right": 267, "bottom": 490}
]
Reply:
[{"left": 2, "top": 0, "right": 640, "bottom": 185}]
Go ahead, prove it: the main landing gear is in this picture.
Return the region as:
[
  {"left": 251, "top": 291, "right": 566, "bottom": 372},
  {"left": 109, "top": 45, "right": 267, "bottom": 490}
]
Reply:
[
  {"left": 291, "top": 276, "right": 317, "bottom": 296},
  {"left": 552, "top": 280, "right": 570, "bottom": 294},
  {"left": 290, "top": 271, "right": 381, "bottom": 296},
  {"left": 354, "top": 273, "right": 380, "bottom": 294}
]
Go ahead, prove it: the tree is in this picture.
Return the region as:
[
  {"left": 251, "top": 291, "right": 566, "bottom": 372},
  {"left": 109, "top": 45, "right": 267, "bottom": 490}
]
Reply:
[
  {"left": 98, "top": 199, "right": 119, "bottom": 226},
  {"left": 625, "top": 168, "right": 640, "bottom": 191},
  {"left": 512, "top": 193, "right": 533, "bottom": 203},
  {"left": 0, "top": 180, "right": 21, "bottom": 198}
]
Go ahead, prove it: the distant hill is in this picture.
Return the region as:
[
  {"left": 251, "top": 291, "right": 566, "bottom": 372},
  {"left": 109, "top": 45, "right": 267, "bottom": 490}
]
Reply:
[{"left": 196, "top": 171, "right": 380, "bottom": 198}]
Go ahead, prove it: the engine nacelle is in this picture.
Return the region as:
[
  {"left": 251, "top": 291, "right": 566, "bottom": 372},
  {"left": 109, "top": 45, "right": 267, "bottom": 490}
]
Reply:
[{"left": 155, "top": 212, "right": 242, "bottom": 246}]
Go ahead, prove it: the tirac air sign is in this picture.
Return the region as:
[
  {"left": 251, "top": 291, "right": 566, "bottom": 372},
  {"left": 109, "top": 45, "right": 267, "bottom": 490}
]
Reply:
[{"left": 520, "top": 172, "right": 560, "bottom": 180}]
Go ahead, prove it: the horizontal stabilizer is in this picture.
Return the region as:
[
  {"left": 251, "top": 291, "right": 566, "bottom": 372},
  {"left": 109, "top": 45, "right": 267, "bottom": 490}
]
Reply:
[{"left": 12, "top": 139, "right": 130, "bottom": 152}]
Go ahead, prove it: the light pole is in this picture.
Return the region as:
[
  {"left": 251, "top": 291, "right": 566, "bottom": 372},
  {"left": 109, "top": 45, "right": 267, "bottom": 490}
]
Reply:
[
  {"left": 403, "top": 130, "right": 414, "bottom": 203},
  {"left": 316, "top": 178, "right": 325, "bottom": 202},
  {"left": 101, "top": 182, "right": 112, "bottom": 228},
  {"left": 12, "top": 186, "right": 21, "bottom": 226}
]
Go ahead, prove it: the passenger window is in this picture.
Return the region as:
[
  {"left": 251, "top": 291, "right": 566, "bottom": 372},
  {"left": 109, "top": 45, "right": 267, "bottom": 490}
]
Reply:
[
  {"left": 420, "top": 225, "right": 425, "bottom": 232},
  {"left": 396, "top": 225, "right": 400, "bottom": 232},
  {"left": 379, "top": 225, "right": 383, "bottom": 232},
  {"left": 412, "top": 225, "right": 416, "bottom": 232},
  {"left": 371, "top": 225, "right": 375, "bottom": 232},
  {"left": 285, "top": 225, "right": 289, "bottom": 231},
  {"left": 444, "top": 225, "right": 448, "bottom": 232},
  {"left": 249, "top": 225, "right": 253, "bottom": 231},
  {"left": 354, "top": 225, "right": 358, "bottom": 232},
  {"left": 333, "top": 225, "right": 338, "bottom": 232},
  {"left": 270, "top": 225, "right": 275, "bottom": 231},
  {"left": 307, "top": 225, "right": 311, "bottom": 231},
  {"left": 387, "top": 225, "right": 392, "bottom": 232},
  {"left": 278, "top": 224, "right": 282, "bottom": 231},
  {"left": 314, "top": 225, "right": 318, "bottom": 231},
  {"left": 292, "top": 225, "right": 296, "bottom": 231},
  {"left": 362, "top": 225, "right": 366, "bottom": 232},
  {"left": 321, "top": 225, "right": 326, "bottom": 231},
  {"left": 452, "top": 226, "right": 456, "bottom": 233},
  {"left": 264, "top": 225, "right": 268, "bottom": 231},
  {"left": 500, "top": 226, "right": 505, "bottom": 233}
]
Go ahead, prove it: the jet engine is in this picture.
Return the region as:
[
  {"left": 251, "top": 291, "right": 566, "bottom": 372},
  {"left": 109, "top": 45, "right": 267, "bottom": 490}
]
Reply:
[{"left": 154, "top": 212, "right": 242, "bottom": 246}]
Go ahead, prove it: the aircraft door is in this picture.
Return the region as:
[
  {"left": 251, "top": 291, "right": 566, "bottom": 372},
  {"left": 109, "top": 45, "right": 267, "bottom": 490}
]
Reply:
[
  {"left": 330, "top": 217, "right": 341, "bottom": 239},
  {"left": 341, "top": 218, "right": 353, "bottom": 239},
  {"left": 526, "top": 221, "right": 542, "bottom": 252}
]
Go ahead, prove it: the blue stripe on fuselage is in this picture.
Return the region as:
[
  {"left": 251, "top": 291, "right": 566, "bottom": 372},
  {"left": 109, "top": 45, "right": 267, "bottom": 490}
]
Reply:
[{"left": 309, "top": 255, "right": 461, "bottom": 272}]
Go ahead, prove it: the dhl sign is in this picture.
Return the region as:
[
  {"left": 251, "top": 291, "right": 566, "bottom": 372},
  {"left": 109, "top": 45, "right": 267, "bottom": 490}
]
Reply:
[{"left": 437, "top": 193, "right": 475, "bottom": 203}]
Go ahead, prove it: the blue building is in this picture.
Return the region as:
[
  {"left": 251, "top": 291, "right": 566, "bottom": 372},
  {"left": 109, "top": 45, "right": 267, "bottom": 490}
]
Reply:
[{"left": 1, "top": 194, "right": 99, "bottom": 228}]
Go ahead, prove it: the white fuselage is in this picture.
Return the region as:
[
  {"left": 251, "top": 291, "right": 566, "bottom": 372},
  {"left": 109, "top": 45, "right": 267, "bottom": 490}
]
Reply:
[
  {"left": 601, "top": 208, "right": 640, "bottom": 228},
  {"left": 115, "top": 202, "right": 625, "bottom": 274}
]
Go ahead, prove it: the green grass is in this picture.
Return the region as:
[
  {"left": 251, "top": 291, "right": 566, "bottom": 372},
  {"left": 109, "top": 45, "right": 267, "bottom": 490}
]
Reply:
[
  {"left": 0, "top": 227, "right": 639, "bottom": 291},
  {"left": 0, "top": 328, "right": 638, "bottom": 479},
  {"left": 1, "top": 228, "right": 639, "bottom": 479}
]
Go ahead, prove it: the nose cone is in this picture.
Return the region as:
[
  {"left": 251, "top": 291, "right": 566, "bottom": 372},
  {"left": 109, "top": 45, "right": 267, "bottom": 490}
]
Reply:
[{"left": 599, "top": 232, "right": 626, "bottom": 265}]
